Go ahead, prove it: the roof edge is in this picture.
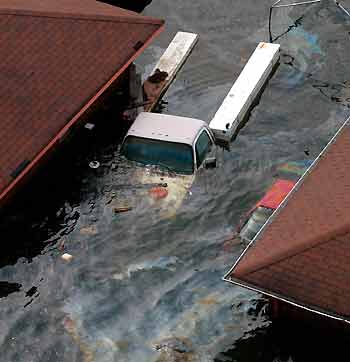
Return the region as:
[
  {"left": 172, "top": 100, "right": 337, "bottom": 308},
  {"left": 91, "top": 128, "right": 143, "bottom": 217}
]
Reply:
[
  {"left": 237, "top": 222, "right": 350, "bottom": 277},
  {"left": 0, "top": 21, "right": 165, "bottom": 205},
  {"left": 0, "top": 8, "right": 165, "bottom": 26},
  {"left": 223, "top": 275, "right": 350, "bottom": 325},
  {"left": 224, "top": 115, "right": 350, "bottom": 277}
]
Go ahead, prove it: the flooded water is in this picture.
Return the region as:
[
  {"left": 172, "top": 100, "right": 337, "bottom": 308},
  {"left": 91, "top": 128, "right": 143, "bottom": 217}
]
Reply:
[{"left": 1, "top": 0, "right": 350, "bottom": 361}]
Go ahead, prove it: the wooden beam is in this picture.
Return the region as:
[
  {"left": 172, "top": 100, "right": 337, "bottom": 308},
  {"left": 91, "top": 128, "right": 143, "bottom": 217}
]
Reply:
[{"left": 143, "top": 31, "right": 199, "bottom": 112}]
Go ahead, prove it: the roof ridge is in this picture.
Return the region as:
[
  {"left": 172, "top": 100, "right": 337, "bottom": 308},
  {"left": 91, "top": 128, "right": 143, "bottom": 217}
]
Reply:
[
  {"left": 0, "top": 8, "right": 164, "bottom": 26},
  {"left": 239, "top": 223, "right": 350, "bottom": 277}
]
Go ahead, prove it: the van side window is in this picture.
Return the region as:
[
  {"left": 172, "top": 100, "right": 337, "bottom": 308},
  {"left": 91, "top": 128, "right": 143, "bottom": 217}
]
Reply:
[{"left": 195, "top": 130, "right": 212, "bottom": 168}]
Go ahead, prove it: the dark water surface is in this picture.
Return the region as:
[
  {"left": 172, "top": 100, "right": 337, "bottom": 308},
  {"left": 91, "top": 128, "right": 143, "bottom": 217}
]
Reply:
[{"left": 1, "top": 1, "right": 350, "bottom": 361}]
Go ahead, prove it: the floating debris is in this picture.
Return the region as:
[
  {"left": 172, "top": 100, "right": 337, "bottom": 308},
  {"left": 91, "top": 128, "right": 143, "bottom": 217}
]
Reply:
[
  {"left": 89, "top": 161, "right": 100, "bottom": 169},
  {"left": 143, "top": 70, "right": 168, "bottom": 104},
  {"left": 112, "top": 256, "right": 180, "bottom": 281},
  {"left": 24, "top": 286, "right": 40, "bottom": 308},
  {"left": 155, "top": 337, "right": 192, "bottom": 354},
  {"left": 127, "top": 256, "right": 179, "bottom": 277},
  {"left": 25, "top": 286, "right": 38, "bottom": 298},
  {"left": 105, "top": 198, "right": 113, "bottom": 205},
  {"left": 112, "top": 273, "right": 124, "bottom": 280},
  {"left": 58, "top": 238, "right": 65, "bottom": 251},
  {"left": 80, "top": 225, "right": 98, "bottom": 235},
  {"left": 149, "top": 186, "right": 168, "bottom": 200},
  {"left": 113, "top": 206, "right": 132, "bottom": 214},
  {"left": 61, "top": 253, "right": 73, "bottom": 261},
  {"left": 23, "top": 299, "right": 34, "bottom": 308},
  {"left": 154, "top": 337, "right": 198, "bottom": 362},
  {"left": 148, "top": 68, "right": 169, "bottom": 83},
  {"left": 84, "top": 123, "right": 95, "bottom": 130}
]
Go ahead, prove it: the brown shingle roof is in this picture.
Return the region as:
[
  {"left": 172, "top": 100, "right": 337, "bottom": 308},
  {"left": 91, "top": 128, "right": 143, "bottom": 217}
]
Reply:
[
  {"left": 225, "top": 120, "right": 350, "bottom": 323},
  {"left": 0, "top": 0, "right": 151, "bottom": 18},
  {"left": 0, "top": 0, "right": 164, "bottom": 204}
]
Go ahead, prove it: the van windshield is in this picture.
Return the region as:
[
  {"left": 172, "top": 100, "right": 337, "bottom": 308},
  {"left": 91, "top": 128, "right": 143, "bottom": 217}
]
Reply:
[{"left": 121, "top": 136, "right": 194, "bottom": 174}]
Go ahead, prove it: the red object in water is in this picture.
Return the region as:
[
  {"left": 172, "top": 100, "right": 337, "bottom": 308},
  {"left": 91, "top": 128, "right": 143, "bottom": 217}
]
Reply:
[
  {"left": 149, "top": 187, "right": 168, "bottom": 200},
  {"left": 255, "top": 179, "right": 295, "bottom": 210},
  {"left": 237, "top": 179, "right": 296, "bottom": 235}
]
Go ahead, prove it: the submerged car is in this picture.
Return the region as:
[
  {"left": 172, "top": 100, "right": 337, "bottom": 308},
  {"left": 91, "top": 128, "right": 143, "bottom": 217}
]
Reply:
[
  {"left": 237, "top": 159, "right": 312, "bottom": 242},
  {"left": 237, "top": 179, "right": 295, "bottom": 242},
  {"left": 116, "top": 112, "right": 216, "bottom": 218}
]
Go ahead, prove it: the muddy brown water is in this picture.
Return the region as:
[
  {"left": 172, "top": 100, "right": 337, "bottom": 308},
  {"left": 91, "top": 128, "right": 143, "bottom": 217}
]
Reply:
[{"left": 1, "top": 1, "right": 350, "bottom": 361}]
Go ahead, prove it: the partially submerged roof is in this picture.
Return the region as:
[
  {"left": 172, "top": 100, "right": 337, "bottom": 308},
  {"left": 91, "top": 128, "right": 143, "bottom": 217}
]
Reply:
[
  {"left": 225, "top": 120, "right": 350, "bottom": 324},
  {"left": 0, "top": 0, "right": 164, "bottom": 204},
  {"left": 125, "top": 112, "right": 207, "bottom": 146}
]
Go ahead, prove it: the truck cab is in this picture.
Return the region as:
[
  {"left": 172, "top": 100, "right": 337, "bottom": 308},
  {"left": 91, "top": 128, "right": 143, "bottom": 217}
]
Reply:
[
  {"left": 118, "top": 112, "right": 216, "bottom": 218},
  {"left": 121, "top": 112, "right": 216, "bottom": 175}
]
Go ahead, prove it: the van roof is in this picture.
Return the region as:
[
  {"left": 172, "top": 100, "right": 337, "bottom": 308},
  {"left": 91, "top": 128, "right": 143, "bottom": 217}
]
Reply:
[{"left": 125, "top": 112, "right": 207, "bottom": 146}]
